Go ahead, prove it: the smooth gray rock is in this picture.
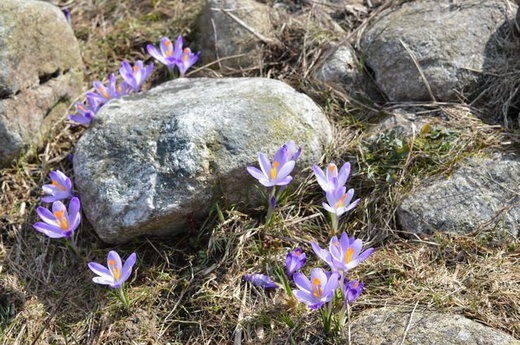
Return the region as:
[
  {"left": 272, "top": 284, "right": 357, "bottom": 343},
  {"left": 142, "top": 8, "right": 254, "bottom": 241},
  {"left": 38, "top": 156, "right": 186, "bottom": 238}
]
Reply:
[
  {"left": 74, "top": 78, "right": 332, "bottom": 244},
  {"left": 360, "top": 0, "right": 515, "bottom": 102},
  {"left": 398, "top": 152, "right": 520, "bottom": 238},
  {"left": 0, "top": 0, "right": 83, "bottom": 167},
  {"left": 350, "top": 307, "right": 519, "bottom": 345},
  {"left": 313, "top": 43, "right": 358, "bottom": 87},
  {"left": 196, "top": 0, "right": 274, "bottom": 70}
]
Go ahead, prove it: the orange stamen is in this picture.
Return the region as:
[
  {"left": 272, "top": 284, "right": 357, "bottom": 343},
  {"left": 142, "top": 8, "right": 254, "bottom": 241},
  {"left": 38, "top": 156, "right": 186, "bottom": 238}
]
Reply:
[
  {"left": 270, "top": 161, "right": 279, "bottom": 180},
  {"left": 133, "top": 65, "right": 139, "bottom": 74},
  {"left": 345, "top": 247, "right": 354, "bottom": 264},
  {"left": 329, "top": 165, "right": 336, "bottom": 174},
  {"left": 97, "top": 86, "right": 109, "bottom": 99},
  {"left": 312, "top": 277, "right": 323, "bottom": 298},
  {"left": 183, "top": 48, "right": 189, "bottom": 62},
  {"left": 53, "top": 210, "right": 68, "bottom": 231},
  {"left": 52, "top": 180, "right": 67, "bottom": 191},
  {"left": 109, "top": 260, "right": 121, "bottom": 281},
  {"left": 336, "top": 193, "right": 347, "bottom": 208},
  {"left": 165, "top": 40, "right": 173, "bottom": 57}
]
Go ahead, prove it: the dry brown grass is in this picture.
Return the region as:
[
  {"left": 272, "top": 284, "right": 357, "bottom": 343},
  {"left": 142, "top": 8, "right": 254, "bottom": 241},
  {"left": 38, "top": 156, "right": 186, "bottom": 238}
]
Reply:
[{"left": 1, "top": 0, "right": 519, "bottom": 344}]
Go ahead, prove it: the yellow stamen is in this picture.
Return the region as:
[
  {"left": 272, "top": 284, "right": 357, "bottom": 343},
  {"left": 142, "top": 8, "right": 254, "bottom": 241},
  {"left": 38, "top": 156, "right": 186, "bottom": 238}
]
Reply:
[
  {"left": 52, "top": 179, "right": 67, "bottom": 191},
  {"left": 165, "top": 40, "right": 173, "bottom": 57},
  {"left": 345, "top": 247, "right": 354, "bottom": 264},
  {"left": 78, "top": 104, "right": 86, "bottom": 112},
  {"left": 336, "top": 193, "right": 347, "bottom": 208},
  {"left": 312, "top": 277, "right": 323, "bottom": 298},
  {"left": 53, "top": 210, "right": 68, "bottom": 231},
  {"left": 109, "top": 260, "right": 121, "bottom": 281},
  {"left": 270, "top": 161, "right": 279, "bottom": 180},
  {"left": 97, "top": 86, "right": 109, "bottom": 99}
]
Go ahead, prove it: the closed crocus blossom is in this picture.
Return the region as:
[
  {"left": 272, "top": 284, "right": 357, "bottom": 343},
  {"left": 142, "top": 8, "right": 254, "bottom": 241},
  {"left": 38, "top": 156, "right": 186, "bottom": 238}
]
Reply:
[
  {"left": 323, "top": 185, "right": 359, "bottom": 217},
  {"left": 42, "top": 170, "right": 74, "bottom": 203},
  {"left": 286, "top": 247, "right": 307, "bottom": 278},
  {"left": 311, "top": 232, "right": 374, "bottom": 273},
  {"left": 33, "top": 197, "right": 81, "bottom": 239},
  {"left": 313, "top": 162, "right": 351, "bottom": 192},
  {"left": 293, "top": 268, "right": 340, "bottom": 309},
  {"left": 88, "top": 251, "right": 137, "bottom": 289},
  {"left": 246, "top": 145, "right": 296, "bottom": 187},
  {"left": 243, "top": 273, "right": 278, "bottom": 289},
  {"left": 344, "top": 279, "right": 364, "bottom": 304},
  {"left": 147, "top": 36, "right": 178, "bottom": 71},
  {"left": 119, "top": 60, "right": 154, "bottom": 93},
  {"left": 283, "top": 140, "right": 302, "bottom": 162},
  {"left": 69, "top": 94, "right": 101, "bottom": 125}
]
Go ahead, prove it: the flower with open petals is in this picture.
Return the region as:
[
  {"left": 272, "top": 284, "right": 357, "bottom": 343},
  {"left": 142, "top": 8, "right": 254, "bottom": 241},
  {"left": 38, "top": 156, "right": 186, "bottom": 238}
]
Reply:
[
  {"left": 313, "top": 162, "right": 351, "bottom": 192},
  {"left": 293, "top": 268, "right": 340, "bottom": 309},
  {"left": 119, "top": 60, "right": 154, "bottom": 93},
  {"left": 286, "top": 247, "right": 307, "bottom": 278},
  {"left": 33, "top": 197, "right": 81, "bottom": 239},
  {"left": 147, "top": 36, "right": 178, "bottom": 71},
  {"left": 88, "top": 251, "right": 137, "bottom": 289},
  {"left": 69, "top": 94, "right": 101, "bottom": 125},
  {"left": 42, "top": 170, "right": 74, "bottom": 203},
  {"left": 322, "top": 184, "right": 359, "bottom": 217},
  {"left": 247, "top": 145, "right": 296, "bottom": 187},
  {"left": 173, "top": 35, "right": 201, "bottom": 77},
  {"left": 243, "top": 273, "right": 278, "bottom": 289},
  {"left": 90, "top": 73, "right": 127, "bottom": 105},
  {"left": 311, "top": 232, "right": 374, "bottom": 273},
  {"left": 344, "top": 279, "right": 364, "bottom": 304}
]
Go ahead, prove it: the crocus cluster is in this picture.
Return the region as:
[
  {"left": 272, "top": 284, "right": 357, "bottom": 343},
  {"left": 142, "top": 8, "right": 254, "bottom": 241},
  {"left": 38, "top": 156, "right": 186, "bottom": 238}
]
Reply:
[
  {"left": 69, "top": 35, "right": 199, "bottom": 126},
  {"left": 313, "top": 163, "right": 360, "bottom": 235},
  {"left": 246, "top": 141, "right": 301, "bottom": 225},
  {"left": 244, "top": 143, "right": 372, "bottom": 334}
]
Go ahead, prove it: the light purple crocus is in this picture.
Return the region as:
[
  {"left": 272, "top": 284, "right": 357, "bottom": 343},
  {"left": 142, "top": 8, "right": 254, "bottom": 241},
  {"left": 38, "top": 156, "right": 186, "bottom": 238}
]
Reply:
[
  {"left": 311, "top": 232, "right": 374, "bottom": 273},
  {"left": 243, "top": 273, "right": 278, "bottom": 289},
  {"left": 90, "top": 73, "right": 127, "bottom": 105},
  {"left": 88, "top": 251, "right": 137, "bottom": 289},
  {"left": 286, "top": 247, "right": 307, "bottom": 278},
  {"left": 313, "top": 162, "right": 351, "bottom": 192},
  {"left": 146, "top": 37, "right": 178, "bottom": 72},
  {"left": 344, "top": 279, "right": 364, "bottom": 304},
  {"left": 284, "top": 140, "right": 302, "bottom": 162},
  {"left": 33, "top": 197, "right": 81, "bottom": 239},
  {"left": 246, "top": 145, "right": 296, "bottom": 187},
  {"left": 174, "top": 36, "right": 200, "bottom": 77},
  {"left": 322, "top": 185, "right": 359, "bottom": 217},
  {"left": 119, "top": 60, "right": 154, "bottom": 93},
  {"left": 42, "top": 170, "right": 74, "bottom": 203},
  {"left": 292, "top": 268, "right": 340, "bottom": 309},
  {"left": 68, "top": 94, "right": 102, "bottom": 125}
]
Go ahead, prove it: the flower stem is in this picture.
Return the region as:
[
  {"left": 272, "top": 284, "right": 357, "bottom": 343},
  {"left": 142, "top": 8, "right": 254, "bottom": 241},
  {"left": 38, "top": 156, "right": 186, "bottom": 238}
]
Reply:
[
  {"left": 116, "top": 285, "right": 131, "bottom": 310},
  {"left": 65, "top": 239, "right": 80, "bottom": 259},
  {"left": 265, "top": 187, "right": 276, "bottom": 226},
  {"left": 329, "top": 212, "right": 338, "bottom": 236}
]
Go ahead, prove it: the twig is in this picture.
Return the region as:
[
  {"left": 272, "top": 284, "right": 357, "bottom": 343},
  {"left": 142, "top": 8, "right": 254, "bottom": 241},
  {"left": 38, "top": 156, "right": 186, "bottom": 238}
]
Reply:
[
  {"left": 399, "top": 39, "right": 437, "bottom": 103},
  {"left": 400, "top": 301, "right": 419, "bottom": 345},
  {"left": 216, "top": 8, "right": 281, "bottom": 46}
]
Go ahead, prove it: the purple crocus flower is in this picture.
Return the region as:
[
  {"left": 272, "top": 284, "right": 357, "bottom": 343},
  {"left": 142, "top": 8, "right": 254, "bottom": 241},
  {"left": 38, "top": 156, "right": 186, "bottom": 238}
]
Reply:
[
  {"left": 146, "top": 37, "right": 178, "bottom": 72},
  {"left": 173, "top": 35, "right": 200, "bottom": 77},
  {"left": 311, "top": 232, "right": 374, "bottom": 273},
  {"left": 62, "top": 7, "right": 71, "bottom": 24},
  {"left": 322, "top": 184, "right": 359, "bottom": 217},
  {"left": 33, "top": 197, "right": 81, "bottom": 239},
  {"left": 246, "top": 145, "right": 296, "bottom": 187},
  {"left": 42, "top": 170, "right": 74, "bottom": 203},
  {"left": 68, "top": 94, "right": 102, "bottom": 125},
  {"left": 243, "top": 273, "right": 278, "bottom": 289},
  {"left": 286, "top": 247, "right": 307, "bottom": 278},
  {"left": 292, "top": 268, "right": 340, "bottom": 309},
  {"left": 119, "top": 60, "right": 154, "bottom": 93},
  {"left": 90, "top": 73, "right": 127, "bottom": 105},
  {"left": 313, "top": 162, "right": 351, "bottom": 192},
  {"left": 284, "top": 140, "right": 302, "bottom": 162},
  {"left": 88, "top": 251, "right": 137, "bottom": 289},
  {"left": 344, "top": 279, "right": 364, "bottom": 304}
]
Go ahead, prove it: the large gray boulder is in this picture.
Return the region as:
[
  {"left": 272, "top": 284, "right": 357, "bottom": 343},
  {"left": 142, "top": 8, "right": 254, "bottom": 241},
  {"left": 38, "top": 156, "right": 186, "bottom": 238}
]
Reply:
[
  {"left": 360, "top": 0, "right": 516, "bottom": 102},
  {"left": 74, "top": 78, "right": 332, "bottom": 244},
  {"left": 398, "top": 152, "right": 520, "bottom": 239},
  {"left": 0, "top": 0, "right": 84, "bottom": 167},
  {"left": 350, "top": 307, "right": 519, "bottom": 345}
]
